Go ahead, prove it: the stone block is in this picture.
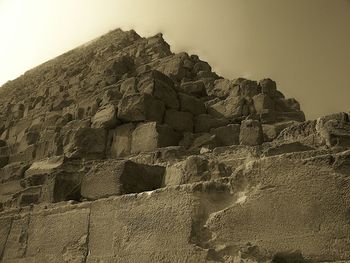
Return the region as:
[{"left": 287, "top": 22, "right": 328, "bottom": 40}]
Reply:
[
  {"left": 91, "top": 104, "right": 119, "bottom": 129},
  {"left": 137, "top": 70, "right": 179, "bottom": 109},
  {"left": 64, "top": 128, "right": 106, "bottom": 159},
  {"left": 9, "top": 145, "right": 36, "bottom": 164},
  {"left": 81, "top": 160, "right": 165, "bottom": 200},
  {"left": 25, "top": 206, "right": 90, "bottom": 262},
  {"left": 178, "top": 92, "right": 206, "bottom": 115},
  {"left": 239, "top": 119, "right": 264, "bottom": 146},
  {"left": 164, "top": 109, "right": 193, "bottom": 133},
  {"left": 252, "top": 93, "right": 275, "bottom": 113},
  {"left": 110, "top": 123, "right": 135, "bottom": 158},
  {"left": 0, "top": 156, "right": 9, "bottom": 169},
  {"left": 0, "top": 162, "right": 27, "bottom": 184},
  {"left": 208, "top": 95, "right": 245, "bottom": 119},
  {"left": 25, "top": 157, "right": 83, "bottom": 203},
  {"left": 194, "top": 114, "right": 229, "bottom": 133},
  {"left": 131, "top": 122, "right": 181, "bottom": 154},
  {"left": 179, "top": 80, "right": 207, "bottom": 97},
  {"left": 210, "top": 124, "right": 240, "bottom": 146},
  {"left": 117, "top": 93, "right": 165, "bottom": 122},
  {"left": 316, "top": 113, "right": 350, "bottom": 147}
]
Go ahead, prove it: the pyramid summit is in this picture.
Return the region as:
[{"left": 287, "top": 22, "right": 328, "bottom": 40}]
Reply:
[{"left": 0, "top": 28, "right": 350, "bottom": 262}]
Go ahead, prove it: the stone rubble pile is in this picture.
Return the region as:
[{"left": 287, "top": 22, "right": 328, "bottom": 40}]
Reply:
[{"left": 0, "top": 29, "right": 349, "bottom": 263}]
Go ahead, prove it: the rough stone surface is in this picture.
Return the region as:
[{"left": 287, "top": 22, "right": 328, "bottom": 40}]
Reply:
[
  {"left": 0, "top": 28, "right": 348, "bottom": 263},
  {"left": 239, "top": 119, "right": 264, "bottom": 146},
  {"left": 131, "top": 122, "right": 181, "bottom": 154},
  {"left": 81, "top": 160, "right": 164, "bottom": 199}
]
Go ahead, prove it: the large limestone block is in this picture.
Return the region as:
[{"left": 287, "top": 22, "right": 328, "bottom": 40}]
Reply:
[
  {"left": 210, "top": 79, "right": 237, "bottom": 98},
  {"left": 117, "top": 93, "right": 165, "bottom": 122},
  {"left": 208, "top": 95, "right": 245, "bottom": 119},
  {"left": 2, "top": 214, "right": 30, "bottom": 260},
  {"left": 110, "top": 123, "right": 135, "bottom": 158},
  {"left": 0, "top": 156, "right": 9, "bottom": 169},
  {"left": 81, "top": 160, "right": 165, "bottom": 200},
  {"left": 164, "top": 109, "right": 193, "bottom": 133},
  {"left": 155, "top": 53, "right": 189, "bottom": 82},
  {"left": 25, "top": 206, "right": 90, "bottom": 263},
  {"left": 120, "top": 77, "right": 137, "bottom": 95},
  {"left": 24, "top": 156, "right": 83, "bottom": 204},
  {"left": 91, "top": 104, "right": 119, "bottom": 129},
  {"left": 262, "top": 121, "right": 298, "bottom": 141},
  {"left": 263, "top": 141, "right": 315, "bottom": 157},
  {"left": 131, "top": 122, "right": 181, "bottom": 154},
  {"left": 0, "top": 217, "right": 12, "bottom": 257},
  {"left": 252, "top": 93, "right": 275, "bottom": 113},
  {"left": 0, "top": 162, "right": 27, "bottom": 184},
  {"left": 137, "top": 70, "right": 179, "bottom": 109},
  {"left": 204, "top": 157, "right": 350, "bottom": 261},
  {"left": 258, "top": 78, "right": 285, "bottom": 99},
  {"left": 316, "top": 112, "right": 350, "bottom": 148},
  {"left": 165, "top": 157, "right": 206, "bottom": 186},
  {"left": 238, "top": 79, "right": 260, "bottom": 98},
  {"left": 178, "top": 92, "right": 206, "bottom": 115},
  {"left": 87, "top": 188, "right": 208, "bottom": 262},
  {"left": 179, "top": 80, "right": 207, "bottom": 97},
  {"left": 194, "top": 114, "right": 229, "bottom": 133},
  {"left": 164, "top": 156, "right": 232, "bottom": 187},
  {"left": 0, "top": 179, "right": 24, "bottom": 200},
  {"left": 275, "top": 110, "right": 306, "bottom": 122},
  {"left": 210, "top": 124, "right": 240, "bottom": 146},
  {"left": 239, "top": 119, "right": 264, "bottom": 146},
  {"left": 64, "top": 128, "right": 106, "bottom": 159},
  {"left": 9, "top": 145, "right": 36, "bottom": 164},
  {"left": 25, "top": 156, "right": 65, "bottom": 177}
]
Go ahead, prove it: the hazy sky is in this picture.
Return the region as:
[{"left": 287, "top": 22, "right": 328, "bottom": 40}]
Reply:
[{"left": 0, "top": 0, "right": 349, "bottom": 119}]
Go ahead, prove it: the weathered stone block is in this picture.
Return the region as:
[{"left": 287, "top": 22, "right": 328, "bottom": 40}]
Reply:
[
  {"left": 81, "top": 160, "right": 165, "bottom": 200},
  {"left": 131, "top": 122, "right": 181, "bottom": 154},
  {"left": 117, "top": 93, "right": 165, "bottom": 122},
  {"left": 194, "top": 114, "right": 229, "bottom": 133},
  {"left": 262, "top": 121, "right": 298, "bottom": 142},
  {"left": 25, "top": 206, "right": 90, "bottom": 262},
  {"left": 210, "top": 124, "right": 240, "bottom": 146},
  {"left": 0, "top": 156, "right": 9, "bottom": 169},
  {"left": 180, "top": 132, "right": 219, "bottom": 151},
  {"left": 179, "top": 80, "right": 207, "bottom": 97},
  {"left": 239, "top": 119, "right": 264, "bottom": 146},
  {"left": 0, "top": 162, "right": 27, "bottom": 184},
  {"left": 64, "top": 128, "right": 106, "bottom": 159},
  {"left": 164, "top": 109, "right": 193, "bottom": 133},
  {"left": 238, "top": 79, "right": 260, "bottom": 97},
  {"left": 252, "top": 93, "right": 275, "bottom": 113},
  {"left": 208, "top": 95, "right": 245, "bottom": 119},
  {"left": 9, "top": 145, "right": 36, "bottom": 164},
  {"left": 316, "top": 113, "right": 350, "bottom": 147},
  {"left": 87, "top": 188, "right": 207, "bottom": 263},
  {"left": 2, "top": 214, "right": 30, "bottom": 260},
  {"left": 137, "top": 70, "right": 179, "bottom": 109},
  {"left": 164, "top": 156, "right": 209, "bottom": 186},
  {"left": 178, "top": 92, "right": 206, "bottom": 115},
  {"left": 110, "top": 123, "right": 135, "bottom": 158},
  {"left": 25, "top": 157, "right": 83, "bottom": 203},
  {"left": 91, "top": 104, "right": 119, "bottom": 129}
]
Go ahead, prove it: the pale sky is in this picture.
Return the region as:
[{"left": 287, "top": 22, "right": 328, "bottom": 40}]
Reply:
[{"left": 0, "top": 0, "right": 349, "bottom": 119}]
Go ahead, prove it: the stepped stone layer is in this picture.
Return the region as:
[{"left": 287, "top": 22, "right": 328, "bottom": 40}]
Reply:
[{"left": 0, "top": 29, "right": 349, "bottom": 262}]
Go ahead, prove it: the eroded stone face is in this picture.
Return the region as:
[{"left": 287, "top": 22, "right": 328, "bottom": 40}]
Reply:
[{"left": 0, "top": 28, "right": 349, "bottom": 262}]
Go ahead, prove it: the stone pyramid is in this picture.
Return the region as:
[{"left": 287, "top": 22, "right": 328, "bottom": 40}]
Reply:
[{"left": 0, "top": 29, "right": 349, "bottom": 262}]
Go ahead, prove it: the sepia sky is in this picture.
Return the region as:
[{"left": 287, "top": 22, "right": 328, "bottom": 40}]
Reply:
[{"left": 0, "top": 0, "right": 349, "bottom": 119}]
